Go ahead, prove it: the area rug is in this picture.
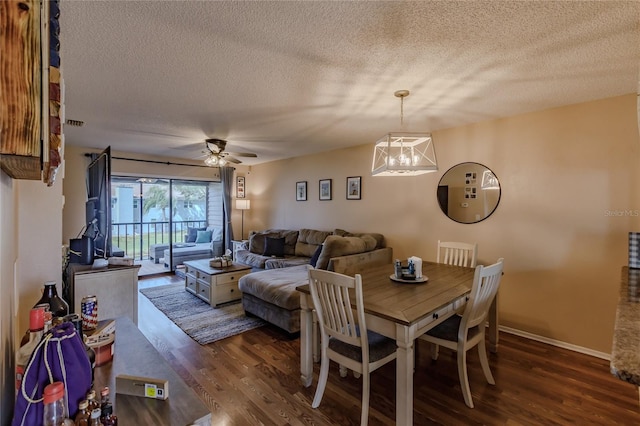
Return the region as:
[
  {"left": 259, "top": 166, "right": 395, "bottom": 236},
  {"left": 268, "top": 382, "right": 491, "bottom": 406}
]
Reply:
[{"left": 140, "top": 284, "right": 265, "bottom": 345}]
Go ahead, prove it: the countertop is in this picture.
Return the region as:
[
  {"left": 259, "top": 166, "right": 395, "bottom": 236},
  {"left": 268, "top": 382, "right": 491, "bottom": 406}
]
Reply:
[{"left": 610, "top": 267, "right": 640, "bottom": 386}]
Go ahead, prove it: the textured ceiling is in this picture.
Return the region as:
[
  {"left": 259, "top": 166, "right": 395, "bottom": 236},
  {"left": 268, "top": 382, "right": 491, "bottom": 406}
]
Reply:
[{"left": 59, "top": 1, "right": 640, "bottom": 166}]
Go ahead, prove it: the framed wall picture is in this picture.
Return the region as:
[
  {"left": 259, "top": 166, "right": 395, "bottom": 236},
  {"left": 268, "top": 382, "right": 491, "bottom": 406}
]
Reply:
[
  {"left": 296, "top": 181, "right": 307, "bottom": 201},
  {"left": 346, "top": 176, "right": 361, "bottom": 200},
  {"left": 236, "top": 176, "right": 245, "bottom": 198},
  {"left": 319, "top": 179, "right": 332, "bottom": 201}
]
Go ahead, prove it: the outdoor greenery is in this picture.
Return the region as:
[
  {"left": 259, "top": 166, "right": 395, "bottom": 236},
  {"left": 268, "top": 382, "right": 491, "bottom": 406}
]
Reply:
[{"left": 142, "top": 184, "right": 207, "bottom": 221}]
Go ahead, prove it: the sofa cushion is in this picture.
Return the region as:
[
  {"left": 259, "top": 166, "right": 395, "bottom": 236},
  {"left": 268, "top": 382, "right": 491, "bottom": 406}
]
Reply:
[
  {"left": 265, "top": 256, "right": 312, "bottom": 269},
  {"left": 249, "top": 229, "right": 299, "bottom": 256},
  {"left": 334, "top": 229, "right": 385, "bottom": 249},
  {"left": 238, "top": 265, "right": 309, "bottom": 310},
  {"left": 186, "top": 226, "right": 206, "bottom": 243},
  {"left": 195, "top": 230, "right": 212, "bottom": 243},
  {"left": 295, "top": 229, "right": 331, "bottom": 257},
  {"left": 316, "top": 235, "right": 375, "bottom": 270},
  {"left": 263, "top": 237, "right": 285, "bottom": 257},
  {"left": 235, "top": 250, "right": 270, "bottom": 269}
]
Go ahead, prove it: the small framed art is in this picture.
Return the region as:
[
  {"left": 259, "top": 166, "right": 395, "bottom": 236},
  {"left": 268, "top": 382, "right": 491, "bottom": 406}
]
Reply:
[
  {"left": 319, "top": 179, "right": 332, "bottom": 201},
  {"left": 296, "top": 181, "right": 307, "bottom": 201},
  {"left": 236, "top": 176, "right": 245, "bottom": 198},
  {"left": 346, "top": 176, "right": 361, "bottom": 200}
]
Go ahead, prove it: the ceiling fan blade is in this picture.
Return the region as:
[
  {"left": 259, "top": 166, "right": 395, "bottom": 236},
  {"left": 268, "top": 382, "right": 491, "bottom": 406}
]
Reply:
[
  {"left": 224, "top": 156, "right": 242, "bottom": 164},
  {"left": 226, "top": 152, "right": 258, "bottom": 158}
]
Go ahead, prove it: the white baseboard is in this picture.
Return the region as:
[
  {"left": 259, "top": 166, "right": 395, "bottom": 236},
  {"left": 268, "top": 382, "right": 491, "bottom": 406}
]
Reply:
[{"left": 499, "top": 326, "right": 611, "bottom": 361}]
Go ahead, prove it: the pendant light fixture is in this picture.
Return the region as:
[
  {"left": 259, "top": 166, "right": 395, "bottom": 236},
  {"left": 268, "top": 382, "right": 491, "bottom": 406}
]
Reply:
[{"left": 371, "top": 90, "right": 438, "bottom": 176}]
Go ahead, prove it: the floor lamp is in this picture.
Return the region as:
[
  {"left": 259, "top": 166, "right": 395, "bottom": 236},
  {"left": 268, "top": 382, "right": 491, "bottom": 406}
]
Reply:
[{"left": 235, "top": 199, "right": 251, "bottom": 240}]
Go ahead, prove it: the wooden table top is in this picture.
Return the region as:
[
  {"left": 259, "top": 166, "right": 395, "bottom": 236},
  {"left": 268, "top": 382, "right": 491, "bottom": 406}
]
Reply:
[
  {"left": 183, "top": 259, "right": 251, "bottom": 275},
  {"left": 93, "top": 317, "right": 211, "bottom": 425},
  {"left": 297, "top": 262, "right": 475, "bottom": 325}
]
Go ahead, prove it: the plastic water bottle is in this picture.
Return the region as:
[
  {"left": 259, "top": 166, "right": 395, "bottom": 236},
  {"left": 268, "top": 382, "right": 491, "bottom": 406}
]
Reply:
[
  {"left": 394, "top": 259, "right": 402, "bottom": 279},
  {"left": 43, "top": 382, "right": 74, "bottom": 425},
  {"left": 15, "top": 307, "right": 45, "bottom": 392}
]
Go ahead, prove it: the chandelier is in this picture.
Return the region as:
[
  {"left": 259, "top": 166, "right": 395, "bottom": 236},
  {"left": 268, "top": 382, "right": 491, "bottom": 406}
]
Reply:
[{"left": 371, "top": 90, "right": 438, "bottom": 176}]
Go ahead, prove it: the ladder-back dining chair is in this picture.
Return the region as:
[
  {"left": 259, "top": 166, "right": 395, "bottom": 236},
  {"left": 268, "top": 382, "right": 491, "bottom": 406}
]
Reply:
[
  {"left": 419, "top": 258, "right": 504, "bottom": 408},
  {"left": 308, "top": 268, "right": 397, "bottom": 426},
  {"left": 437, "top": 240, "right": 478, "bottom": 267}
]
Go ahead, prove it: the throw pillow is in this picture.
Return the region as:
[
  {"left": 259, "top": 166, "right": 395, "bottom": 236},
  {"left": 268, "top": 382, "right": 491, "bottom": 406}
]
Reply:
[
  {"left": 309, "top": 244, "right": 323, "bottom": 267},
  {"left": 186, "top": 227, "right": 206, "bottom": 243},
  {"left": 195, "top": 230, "right": 212, "bottom": 243},
  {"left": 263, "top": 237, "right": 286, "bottom": 257}
]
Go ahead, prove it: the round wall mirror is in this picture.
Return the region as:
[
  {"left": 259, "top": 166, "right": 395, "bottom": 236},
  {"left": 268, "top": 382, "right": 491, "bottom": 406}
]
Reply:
[{"left": 437, "top": 162, "right": 501, "bottom": 224}]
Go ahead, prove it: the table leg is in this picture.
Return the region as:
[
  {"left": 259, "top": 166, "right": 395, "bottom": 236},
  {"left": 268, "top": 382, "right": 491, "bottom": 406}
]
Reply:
[
  {"left": 300, "top": 295, "right": 314, "bottom": 388},
  {"left": 488, "top": 294, "right": 499, "bottom": 353},
  {"left": 312, "top": 310, "right": 320, "bottom": 363},
  {"left": 395, "top": 325, "right": 414, "bottom": 426}
]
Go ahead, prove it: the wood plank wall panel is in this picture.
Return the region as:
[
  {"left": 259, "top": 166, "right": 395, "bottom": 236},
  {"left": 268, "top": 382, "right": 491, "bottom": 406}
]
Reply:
[
  {"left": 45, "top": 0, "right": 62, "bottom": 186},
  {"left": 0, "top": 0, "right": 42, "bottom": 179}
]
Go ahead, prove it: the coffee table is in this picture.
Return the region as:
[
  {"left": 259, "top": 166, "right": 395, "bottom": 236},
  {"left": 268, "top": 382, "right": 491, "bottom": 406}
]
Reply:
[{"left": 183, "top": 260, "right": 251, "bottom": 307}]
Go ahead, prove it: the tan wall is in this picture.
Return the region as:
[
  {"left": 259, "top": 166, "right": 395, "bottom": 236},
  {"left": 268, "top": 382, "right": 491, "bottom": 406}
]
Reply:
[
  {"left": 246, "top": 94, "right": 640, "bottom": 354},
  {"left": 0, "top": 167, "right": 64, "bottom": 421},
  {"left": 0, "top": 171, "right": 17, "bottom": 423}
]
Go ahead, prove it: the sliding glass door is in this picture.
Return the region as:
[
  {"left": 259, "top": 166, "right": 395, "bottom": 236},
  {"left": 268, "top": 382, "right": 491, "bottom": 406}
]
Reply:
[{"left": 111, "top": 177, "right": 222, "bottom": 273}]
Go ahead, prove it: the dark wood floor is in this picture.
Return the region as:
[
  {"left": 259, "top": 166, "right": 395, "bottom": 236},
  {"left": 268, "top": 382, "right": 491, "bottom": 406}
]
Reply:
[{"left": 137, "top": 274, "right": 640, "bottom": 425}]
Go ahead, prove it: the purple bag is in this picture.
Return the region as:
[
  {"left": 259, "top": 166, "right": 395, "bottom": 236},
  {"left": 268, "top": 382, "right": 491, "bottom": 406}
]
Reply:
[{"left": 12, "top": 321, "right": 92, "bottom": 425}]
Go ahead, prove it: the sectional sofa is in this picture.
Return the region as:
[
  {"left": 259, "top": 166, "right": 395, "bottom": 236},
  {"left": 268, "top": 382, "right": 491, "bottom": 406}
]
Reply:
[{"left": 237, "top": 228, "right": 392, "bottom": 333}]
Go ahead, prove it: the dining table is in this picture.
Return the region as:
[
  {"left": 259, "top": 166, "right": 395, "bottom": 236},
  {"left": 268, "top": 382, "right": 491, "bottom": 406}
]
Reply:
[{"left": 297, "top": 261, "right": 499, "bottom": 426}]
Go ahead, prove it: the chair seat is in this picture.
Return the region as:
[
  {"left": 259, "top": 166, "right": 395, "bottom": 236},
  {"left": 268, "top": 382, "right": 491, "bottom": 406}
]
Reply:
[
  {"left": 425, "top": 314, "right": 480, "bottom": 342},
  {"left": 329, "top": 329, "right": 397, "bottom": 363}
]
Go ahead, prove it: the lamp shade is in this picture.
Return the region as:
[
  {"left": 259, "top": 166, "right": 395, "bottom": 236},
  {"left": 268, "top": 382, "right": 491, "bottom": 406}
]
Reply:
[
  {"left": 371, "top": 132, "right": 438, "bottom": 176},
  {"left": 236, "top": 199, "right": 251, "bottom": 210}
]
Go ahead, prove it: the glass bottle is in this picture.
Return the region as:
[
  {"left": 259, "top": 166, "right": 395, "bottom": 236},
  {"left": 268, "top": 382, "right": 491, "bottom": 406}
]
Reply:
[
  {"left": 74, "top": 400, "right": 91, "bottom": 426},
  {"left": 86, "top": 389, "right": 99, "bottom": 413},
  {"left": 101, "top": 404, "right": 117, "bottom": 426},
  {"left": 15, "top": 307, "right": 45, "bottom": 392},
  {"left": 20, "top": 303, "right": 50, "bottom": 346},
  {"left": 36, "top": 281, "right": 69, "bottom": 319},
  {"left": 89, "top": 408, "right": 102, "bottom": 426},
  {"left": 99, "top": 387, "right": 110, "bottom": 411},
  {"left": 43, "top": 382, "right": 73, "bottom": 426},
  {"left": 99, "top": 387, "right": 117, "bottom": 425}
]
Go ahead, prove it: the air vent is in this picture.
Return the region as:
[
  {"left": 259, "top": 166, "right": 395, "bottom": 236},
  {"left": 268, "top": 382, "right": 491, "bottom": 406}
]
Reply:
[{"left": 65, "top": 119, "right": 84, "bottom": 127}]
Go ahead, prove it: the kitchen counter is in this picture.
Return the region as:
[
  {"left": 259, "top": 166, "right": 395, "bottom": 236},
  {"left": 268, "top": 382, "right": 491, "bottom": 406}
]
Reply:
[{"left": 610, "top": 267, "right": 640, "bottom": 386}]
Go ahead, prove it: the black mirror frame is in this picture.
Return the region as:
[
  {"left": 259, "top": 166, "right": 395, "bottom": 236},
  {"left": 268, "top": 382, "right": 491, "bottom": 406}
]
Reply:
[{"left": 436, "top": 162, "right": 501, "bottom": 224}]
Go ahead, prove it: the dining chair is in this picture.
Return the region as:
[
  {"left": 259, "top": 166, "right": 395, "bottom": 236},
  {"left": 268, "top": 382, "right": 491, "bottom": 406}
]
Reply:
[
  {"left": 418, "top": 258, "right": 504, "bottom": 408},
  {"left": 437, "top": 240, "right": 478, "bottom": 267},
  {"left": 308, "top": 268, "right": 397, "bottom": 426}
]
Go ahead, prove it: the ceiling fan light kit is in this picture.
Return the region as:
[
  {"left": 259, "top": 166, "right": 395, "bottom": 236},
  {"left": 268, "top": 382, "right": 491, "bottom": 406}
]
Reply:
[
  {"left": 203, "top": 138, "right": 257, "bottom": 167},
  {"left": 371, "top": 90, "right": 438, "bottom": 176}
]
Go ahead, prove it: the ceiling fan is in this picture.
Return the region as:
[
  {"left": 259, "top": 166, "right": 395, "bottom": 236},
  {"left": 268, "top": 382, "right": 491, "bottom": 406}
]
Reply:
[{"left": 203, "top": 138, "right": 257, "bottom": 166}]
